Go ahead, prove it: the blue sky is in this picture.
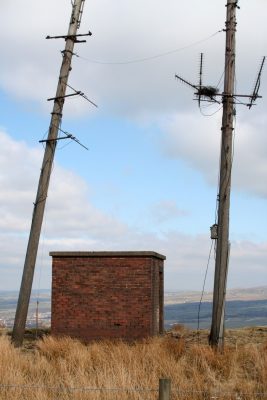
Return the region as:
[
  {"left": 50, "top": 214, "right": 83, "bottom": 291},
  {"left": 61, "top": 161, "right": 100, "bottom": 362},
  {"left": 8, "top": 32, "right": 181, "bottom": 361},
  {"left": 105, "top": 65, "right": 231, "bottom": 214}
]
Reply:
[{"left": 0, "top": 0, "right": 266, "bottom": 293}]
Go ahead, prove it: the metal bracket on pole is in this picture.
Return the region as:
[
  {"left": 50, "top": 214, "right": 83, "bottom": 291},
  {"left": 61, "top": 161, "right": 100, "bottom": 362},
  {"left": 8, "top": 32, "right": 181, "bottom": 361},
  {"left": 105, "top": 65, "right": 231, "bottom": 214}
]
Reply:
[
  {"left": 61, "top": 50, "right": 79, "bottom": 57},
  {"left": 39, "top": 127, "right": 89, "bottom": 151},
  {"left": 47, "top": 92, "right": 82, "bottom": 101},
  {"left": 46, "top": 31, "right": 92, "bottom": 43},
  {"left": 175, "top": 51, "right": 264, "bottom": 109},
  {"left": 48, "top": 84, "right": 98, "bottom": 108}
]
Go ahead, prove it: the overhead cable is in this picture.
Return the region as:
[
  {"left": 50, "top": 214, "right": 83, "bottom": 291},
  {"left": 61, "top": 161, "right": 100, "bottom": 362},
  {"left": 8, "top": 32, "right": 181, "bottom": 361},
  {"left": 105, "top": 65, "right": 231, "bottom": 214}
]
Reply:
[{"left": 77, "top": 30, "right": 223, "bottom": 65}]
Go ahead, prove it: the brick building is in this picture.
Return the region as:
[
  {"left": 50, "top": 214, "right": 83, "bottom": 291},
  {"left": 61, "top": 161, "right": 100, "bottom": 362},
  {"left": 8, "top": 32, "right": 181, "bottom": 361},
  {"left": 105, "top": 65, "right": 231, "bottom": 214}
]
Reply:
[{"left": 50, "top": 251, "right": 165, "bottom": 342}]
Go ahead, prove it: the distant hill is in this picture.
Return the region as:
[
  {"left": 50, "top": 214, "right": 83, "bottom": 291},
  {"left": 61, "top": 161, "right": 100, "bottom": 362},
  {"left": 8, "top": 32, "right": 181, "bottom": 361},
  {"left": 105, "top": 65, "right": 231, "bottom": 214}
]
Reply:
[
  {"left": 0, "top": 287, "right": 266, "bottom": 329},
  {"left": 165, "top": 299, "right": 267, "bottom": 330},
  {"left": 165, "top": 286, "right": 267, "bottom": 329},
  {"left": 165, "top": 286, "right": 267, "bottom": 304}
]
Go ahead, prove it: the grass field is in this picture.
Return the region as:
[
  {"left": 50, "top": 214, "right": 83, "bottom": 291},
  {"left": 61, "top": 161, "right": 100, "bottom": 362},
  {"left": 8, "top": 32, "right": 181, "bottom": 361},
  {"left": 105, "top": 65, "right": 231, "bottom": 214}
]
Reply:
[{"left": 0, "top": 327, "right": 267, "bottom": 399}]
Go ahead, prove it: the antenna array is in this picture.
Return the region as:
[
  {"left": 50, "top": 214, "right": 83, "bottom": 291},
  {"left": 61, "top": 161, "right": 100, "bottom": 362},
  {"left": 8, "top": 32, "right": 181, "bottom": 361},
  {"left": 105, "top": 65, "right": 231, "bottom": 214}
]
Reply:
[{"left": 175, "top": 54, "right": 265, "bottom": 108}]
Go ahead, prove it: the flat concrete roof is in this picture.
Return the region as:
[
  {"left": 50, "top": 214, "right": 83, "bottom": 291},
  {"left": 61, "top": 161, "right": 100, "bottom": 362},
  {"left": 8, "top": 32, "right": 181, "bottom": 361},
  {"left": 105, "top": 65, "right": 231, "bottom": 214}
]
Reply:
[{"left": 49, "top": 251, "right": 166, "bottom": 260}]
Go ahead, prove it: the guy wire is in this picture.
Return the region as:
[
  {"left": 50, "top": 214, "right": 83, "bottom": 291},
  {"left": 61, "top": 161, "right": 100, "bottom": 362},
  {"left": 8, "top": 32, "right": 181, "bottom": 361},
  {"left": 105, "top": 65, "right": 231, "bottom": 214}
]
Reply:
[{"left": 197, "top": 240, "right": 215, "bottom": 341}]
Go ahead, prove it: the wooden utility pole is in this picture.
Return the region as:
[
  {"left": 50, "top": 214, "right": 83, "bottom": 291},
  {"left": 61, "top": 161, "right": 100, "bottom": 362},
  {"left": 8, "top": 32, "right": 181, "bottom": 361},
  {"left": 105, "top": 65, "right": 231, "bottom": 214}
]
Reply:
[
  {"left": 174, "top": 0, "right": 263, "bottom": 350},
  {"left": 209, "top": 0, "right": 238, "bottom": 350},
  {"left": 12, "top": 0, "right": 87, "bottom": 347}
]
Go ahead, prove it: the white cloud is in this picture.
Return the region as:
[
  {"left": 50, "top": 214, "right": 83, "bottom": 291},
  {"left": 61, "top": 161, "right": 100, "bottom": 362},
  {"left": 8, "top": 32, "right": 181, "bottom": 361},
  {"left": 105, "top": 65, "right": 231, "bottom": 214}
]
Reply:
[
  {"left": 228, "top": 240, "right": 267, "bottom": 289},
  {"left": 160, "top": 110, "right": 267, "bottom": 198},
  {"left": 1, "top": 0, "right": 267, "bottom": 199},
  {"left": 1, "top": 0, "right": 266, "bottom": 118},
  {"left": 0, "top": 0, "right": 266, "bottom": 291},
  {"left": 0, "top": 131, "right": 266, "bottom": 291},
  {"left": 0, "top": 131, "right": 127, "bottom": 238},
  {"left": 160, "top": 111, "right": 221, "bottom": 184},
  {"left": 232, "top": 114, "right": 267, "bottom": 198},
  {"left": 149, "top": 200, "right": 188, "bottom": 224},
  {"left": 0, "top": 131, "right": 41, "bottom": 233}
]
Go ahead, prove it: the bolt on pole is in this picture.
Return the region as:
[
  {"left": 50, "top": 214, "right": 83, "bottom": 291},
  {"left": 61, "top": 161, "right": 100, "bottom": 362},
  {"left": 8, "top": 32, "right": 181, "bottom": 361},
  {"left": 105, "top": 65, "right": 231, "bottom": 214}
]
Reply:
[
  {"left": 209, "top": 0, "right": 238, "bottom": 350},
  {"left": 12, "top": 0, "right": 86, "bottom": 347}
]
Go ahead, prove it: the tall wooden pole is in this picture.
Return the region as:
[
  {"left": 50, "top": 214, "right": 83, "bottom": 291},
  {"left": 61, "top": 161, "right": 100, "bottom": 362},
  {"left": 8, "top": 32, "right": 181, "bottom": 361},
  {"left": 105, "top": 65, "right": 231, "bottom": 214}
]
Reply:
[
  {"left": 209, "top": 0, "right": 238, "bottom": 350},
  {"left": 12, "top": 0, "right": 86, "bottom": 347}
]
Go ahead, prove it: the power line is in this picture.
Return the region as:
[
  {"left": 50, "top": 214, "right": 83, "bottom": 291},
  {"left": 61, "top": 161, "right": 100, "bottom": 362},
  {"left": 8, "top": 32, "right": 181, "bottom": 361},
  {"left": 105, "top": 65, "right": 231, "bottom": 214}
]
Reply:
[
  {"left": 0, "top": 384, "right": 157, "bottom": 393},
  {"left": 77, "top": 30, "right": 223, "bottom": 65},
  {"left": 200, "top": 104, "right": 223, "bottom": 117}
]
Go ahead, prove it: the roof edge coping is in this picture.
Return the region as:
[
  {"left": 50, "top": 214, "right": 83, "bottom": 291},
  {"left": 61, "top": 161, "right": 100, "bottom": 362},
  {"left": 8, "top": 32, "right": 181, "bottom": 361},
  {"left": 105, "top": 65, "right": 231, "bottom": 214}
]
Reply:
[{"left": 49, "top": 251, "right": 166, "bottom": 260}]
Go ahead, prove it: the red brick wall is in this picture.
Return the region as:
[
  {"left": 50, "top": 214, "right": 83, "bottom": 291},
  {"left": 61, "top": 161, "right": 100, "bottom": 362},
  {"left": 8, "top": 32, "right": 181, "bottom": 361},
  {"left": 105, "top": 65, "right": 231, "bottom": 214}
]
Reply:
[{"left": 50, "top": 251, "right": 165, "bottom": 342}]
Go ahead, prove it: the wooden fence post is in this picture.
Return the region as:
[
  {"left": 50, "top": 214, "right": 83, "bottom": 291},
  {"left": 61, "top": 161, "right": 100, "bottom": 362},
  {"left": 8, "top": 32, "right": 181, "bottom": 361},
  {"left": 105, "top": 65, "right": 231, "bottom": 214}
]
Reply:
[{"left": 159, "top": 378, "right": 171, "bottom": 400}]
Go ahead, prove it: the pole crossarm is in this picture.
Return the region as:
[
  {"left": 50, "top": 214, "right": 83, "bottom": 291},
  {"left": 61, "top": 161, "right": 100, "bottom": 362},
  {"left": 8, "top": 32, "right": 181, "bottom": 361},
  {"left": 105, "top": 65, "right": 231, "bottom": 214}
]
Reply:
[
  {"left": 202, "top": 93, "right": 262, "bottom": 99},
  {"left": 47, "top": 92, "right": 82, "bottom": 101},
  {"left": 46, "top": 31, "right": 92, "bottom": 42},
  {"left": 174, "top": 1, "right": 264, "bottom": 111},
  {"left": 39, "top": 132, "right": 89, "bottom": 151}
]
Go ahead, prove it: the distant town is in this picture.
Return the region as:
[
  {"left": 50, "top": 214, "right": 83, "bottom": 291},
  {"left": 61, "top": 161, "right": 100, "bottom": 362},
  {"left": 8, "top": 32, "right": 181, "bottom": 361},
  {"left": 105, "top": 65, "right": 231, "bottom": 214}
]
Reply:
[{"left": 1, "top": 286, "right": 266, "bottom": 330}]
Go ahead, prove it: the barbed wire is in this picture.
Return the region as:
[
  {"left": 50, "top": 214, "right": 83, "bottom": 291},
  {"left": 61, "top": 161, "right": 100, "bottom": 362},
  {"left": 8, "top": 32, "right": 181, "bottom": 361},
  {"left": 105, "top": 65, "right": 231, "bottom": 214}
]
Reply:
[
  {"left": 0, "top": 383, "right": 267, "bottom": 398},
  {"left": 0, "top": 384, "right": 156, "bottom": 393},
  {"left": 172, "top": 388, "right": 267, "bottom": 397}
]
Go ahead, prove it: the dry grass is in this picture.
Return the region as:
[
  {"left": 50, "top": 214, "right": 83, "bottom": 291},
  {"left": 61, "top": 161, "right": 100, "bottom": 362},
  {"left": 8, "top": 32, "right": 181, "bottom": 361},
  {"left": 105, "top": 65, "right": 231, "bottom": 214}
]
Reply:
[{"left": 0, "top": 328, "right": 267, "bottom": 399}]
